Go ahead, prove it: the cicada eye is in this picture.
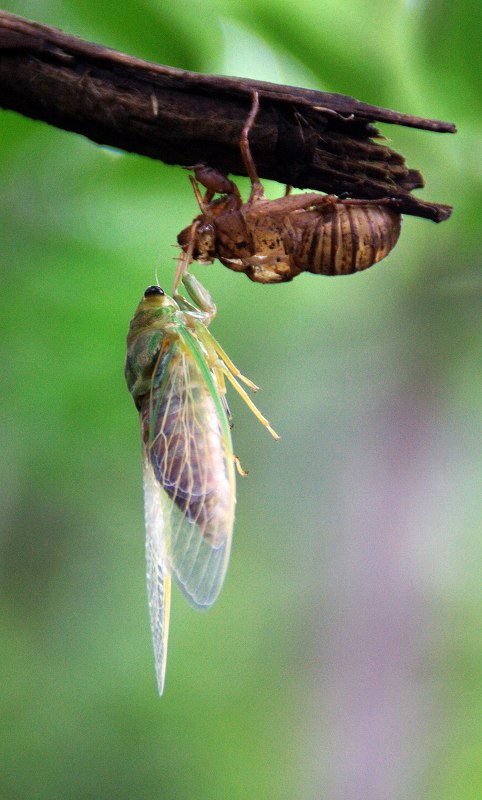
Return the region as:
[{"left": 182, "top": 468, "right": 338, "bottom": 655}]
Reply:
[
  {"left": 144, "top": 286, "right": 165, "bottom": 297},
  {"left": 196, "top": 223, "right": 216, "bottom": 258},
  {"left": 199, "top": 222, "right": 215, "bottom": 237}
]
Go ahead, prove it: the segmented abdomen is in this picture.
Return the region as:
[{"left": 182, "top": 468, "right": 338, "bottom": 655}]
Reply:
[{"left": 294, "top": 204, "right": 401, "bottom": 276}]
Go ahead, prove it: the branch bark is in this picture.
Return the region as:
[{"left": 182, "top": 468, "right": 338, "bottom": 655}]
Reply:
[{"left": 0, "top": 11, "right": 456, "bottom": 222}]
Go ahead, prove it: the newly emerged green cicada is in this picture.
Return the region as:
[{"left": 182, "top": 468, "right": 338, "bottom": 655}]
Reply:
[{"left": 125, "top": 272, "right": 278, "bottom": 694}]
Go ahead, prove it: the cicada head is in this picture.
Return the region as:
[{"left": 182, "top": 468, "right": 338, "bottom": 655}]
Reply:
[
  {"left": 125, "top": 286, "right": 179, "bottom": 402},
  {"left": 141, "top": 284, "right": 177, "bottom": 309},
  {"left": 128, "top": 285, "right": 178, "bottom": 334}
]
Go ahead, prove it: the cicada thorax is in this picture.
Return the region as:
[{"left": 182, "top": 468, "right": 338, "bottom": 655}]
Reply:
[
  {"left": 140, "top": 349, "right": 232, "bottom": 546},
  {"left": 217, "top": 207, "right": 299, "bottom": 282},
  {"left": 288, "top": 202, "right": 401, "bottom": 276}
]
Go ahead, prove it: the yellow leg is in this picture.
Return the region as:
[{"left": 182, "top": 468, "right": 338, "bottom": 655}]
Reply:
[
  {"left": 216, "top": 345, "right": 259, "bottom": 392},
  {"left": 233, "top": 455, "right": 249, "bottom": 477},
  {"left": 222, "top": 367, "right": 280, "bottom": 441},
  {"left": 214, "top": 367, "right": 232, "bottom": 422},
  {"left": 198, "top": 327, "right": 260, "bottom": 392}
]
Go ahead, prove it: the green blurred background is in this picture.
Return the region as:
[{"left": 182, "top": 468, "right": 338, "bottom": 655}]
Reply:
[{"left": 0, "top": 2, "right": 480, "bottom": 799}]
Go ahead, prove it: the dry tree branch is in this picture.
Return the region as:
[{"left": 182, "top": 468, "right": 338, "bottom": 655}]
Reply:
[{"left": 0, "top": 11, "right": 456, "bottom": 222}]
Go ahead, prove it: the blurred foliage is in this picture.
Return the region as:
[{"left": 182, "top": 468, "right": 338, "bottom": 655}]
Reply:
[{"left": 0, "top": 2, "right": 480, "bottom": 800}]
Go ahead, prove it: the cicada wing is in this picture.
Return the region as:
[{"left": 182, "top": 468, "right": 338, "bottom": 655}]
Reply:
[
  {"left": 168, "top": 489, "right": 232, "bottom": 609},
  {"left": 142, "top": 335, "right": 235, "bottom": 610},
  {"left": 142, "top": 452, "right": 171, "bottom": 695}
]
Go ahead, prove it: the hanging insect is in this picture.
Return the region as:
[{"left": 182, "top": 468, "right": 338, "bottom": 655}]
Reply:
[
  {"left": 125, "top": 269, "right": 278, "bottom": 694},
  {"left": 177, "top": 92, "right": 402, "bottom": 283}
]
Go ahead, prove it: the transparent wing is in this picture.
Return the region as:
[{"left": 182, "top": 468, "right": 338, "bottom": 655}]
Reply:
[
  {"left": 141, "top": 338, "right": 235, "bottom": 609},
  {"left": 142, "top": 453, "right": 171, "bottom": 695}
]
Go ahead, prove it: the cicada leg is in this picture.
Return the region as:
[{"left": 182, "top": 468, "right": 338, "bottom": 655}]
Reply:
[
  {"left": 172, "top": 234, "right": 196, "bottom": 295},
  {"left": 233, "top": 455, "right": 248, "bottom": 477},
  {"left": 184, "top": 164, "right": 242, "bottom": 207},
  {"left": 193, "top": 324, "right": 277, "bottom": 439},
  {"left": 182, "top": 272, "right": 215, "bottom": 312},
  {"left": 211, "top": 361, "right": 232, "bottom": 423},
  {"left": 335, "top": 196, "right": 402, "bottom": 208},
  {"left": 188, "top": 175, "right": 208, "bottom": 212},
  {"left": 240, "top": 91, "right": 266, "bottom": 205},
  {"left": 175, "top": 271, "right": 217, "bottom": 327},
  {"left": 221, "top": 366, "right": 280, "bottom": 441},
  {"left": 197, "top": 326, "right": 259, "bottom": 392}
]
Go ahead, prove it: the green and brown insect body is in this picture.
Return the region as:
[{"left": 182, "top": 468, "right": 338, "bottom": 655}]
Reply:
[{"left": 125, "top": 273, "right": 278, "bottom": 694}]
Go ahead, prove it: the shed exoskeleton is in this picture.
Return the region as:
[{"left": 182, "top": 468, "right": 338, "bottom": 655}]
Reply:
[{"left": 177, "top": 92, "right": 402, "bottom": 283}]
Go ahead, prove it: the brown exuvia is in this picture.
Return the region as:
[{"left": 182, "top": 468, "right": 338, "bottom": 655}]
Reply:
[{"left": 177, "top": 92, "right": 402, "bottom": 284}]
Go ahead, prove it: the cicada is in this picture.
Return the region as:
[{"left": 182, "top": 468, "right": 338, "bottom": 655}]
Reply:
[
  {"left": 125, "top": 272, "right": 278, "bottom": 694},
  {"left": 177, "top": 92, "right": 402, "bottom": 283}
]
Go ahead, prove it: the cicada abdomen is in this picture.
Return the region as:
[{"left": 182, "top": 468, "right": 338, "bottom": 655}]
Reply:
[{"left": 291, "top": 201, "right": 401, "bottom": 276}]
